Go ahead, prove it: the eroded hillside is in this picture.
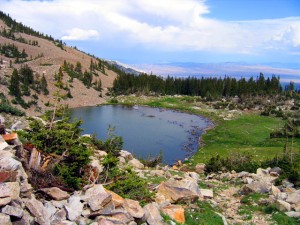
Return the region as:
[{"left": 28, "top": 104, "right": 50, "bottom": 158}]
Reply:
[{"left": 0, "top": 15, "right": 117, "bottom": 115}]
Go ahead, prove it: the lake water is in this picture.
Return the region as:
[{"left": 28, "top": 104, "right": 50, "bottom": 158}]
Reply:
[{"left": 70, "top": 105, "right": 211, "bottom": 165}]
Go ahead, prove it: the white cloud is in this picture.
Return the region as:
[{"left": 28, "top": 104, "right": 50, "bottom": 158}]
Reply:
[
  {"left": 1, "top": 0, "right": 300, "bottom": 55},
  {"left": 61, "top": 28, "right": 99, "bottom": 40}
]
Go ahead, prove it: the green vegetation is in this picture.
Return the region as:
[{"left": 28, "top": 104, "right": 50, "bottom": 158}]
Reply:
[
  {"left": 185, "top": 201, "right": 223, "bottom": 225},
  {"left": 8, "top": 65, "right": 49, "bottom": 108},
  {"left": 0, "top": 43, "right": 27, "bottom": 59},
  {"left": 62, "top": 60, "right": 103, "bottom": 91},
  {"left": 18, "top": 118, "right": 92, "bottom": 189},
  {"left": 112, "top": 72, "right": 282, "bottom": 98},
  {"left": 193, "top": 114, "right": 292, "bottom": 163},
  {"left": 238, "top": 192, "right": 300, "bottom": 225},
  {"left": 0, "top": 92, "right": 25, "bottom": 116}
]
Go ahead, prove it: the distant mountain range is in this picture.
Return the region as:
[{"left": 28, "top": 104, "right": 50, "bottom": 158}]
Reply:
[{"left": 133, "top": 62, "right": 300, "bottom": 85}]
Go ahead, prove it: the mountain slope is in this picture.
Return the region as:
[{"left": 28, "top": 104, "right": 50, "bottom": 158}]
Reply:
[{"left": 0, "top": 12, "right": 117, "bottom": 116}]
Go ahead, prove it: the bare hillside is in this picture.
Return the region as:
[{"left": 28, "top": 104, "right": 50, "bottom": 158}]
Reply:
[{"left": 0, "top": 17, "right": 117, "bottom": 116}]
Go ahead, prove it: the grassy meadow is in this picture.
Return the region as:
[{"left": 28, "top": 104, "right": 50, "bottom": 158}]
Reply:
[{"left": 110, "top": 95, "right": 300, "bottom": 164}]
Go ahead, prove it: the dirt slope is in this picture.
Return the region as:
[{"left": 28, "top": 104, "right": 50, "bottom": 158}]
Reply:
[{"left": 0, "top": 19, "right": 117, "bottom": 116}]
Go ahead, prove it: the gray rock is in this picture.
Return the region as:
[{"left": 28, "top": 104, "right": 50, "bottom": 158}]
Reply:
[
  {"left": 25, "top": 197, "right": 50, "bottom": 225},
  {"left": 64, "top": 195, "right": 83, "bottom": 221},
  {"left": 44, "top": 201, "right": 57, "bottom": 218},
  {"left": 150, "top": 170, "right": 165, "bottom": 177},
  {"left": 0, "top": 197, "right": 11, "bottom": 207},
  {"left": 0, "top": 213, "right": 12, "bottom": 225},
  {"left": 118, "top": 156, "right": 126, "bottom": 164},
  {"left": 1, "top": 205, "right": 23, "bottom": 218},
  {"left": 0, "top": 155, "right": 21, "bottom": 171},
  {"left": 195, "top": 163, "right": 206, "bottom": 174},
  {"left": 295, "top": 202, "right": 300, "bottom": 212},
  {"left": 200, "top": 189, "right": 214, "bottom": 198},
  {"left": 0, "top": 141, "right": 9, "bottom": 151},
  {"left": 83, "top": 184, "right": 112, "bottom": 211},
  {"left": 286, "top": 192, "right": 300, "bottom": 204},
  {"left": 256, "top": 168, "right": 269, "bottom": 176},
  {"left": 242, "top": 180, "right": 271, "bottom": 194},
  {"left": 246, "top": 177, "right": 254, "bottom": 184},
  {"left": 90, "top": 157, "right": 103, "bottom": 174},
  {"left": 123, "top": 199, "right": 144, "bottom": 219},
  {"left": 271, "top": 185, "right": 281, "bottom": 197},
  {"left": 270, "top": 167, "right": 282, "bottom": 175},
  {"left": 110, "top": 210, "right": 134, "bottom": 224},
  {"left": 282, "top": 180, "right": 294, "bottom": 188},
  {"left": 285, "top": 211, "right": 300, "bottom": 218},
  {"left": 237, "top": 171, "right": 249, "bottom": 178},
  {"left": 0, "top": 182, "right": 20, "bottom": 200},
  {"left": 157, "top": 177, "right": 200, "bottom": 203},
  {"left": 143, "top": 202, "right": 164, "bottom": 225},
  {"left": 50, "top": 199, "right": 67, "bottom": 209},
  {"left": 51, "top": 209, "right": 67, "bottom": 225},
  {"left": 185, "top": 172, "right": 200, "bottom": 182},
  {"left": 275, "top": 200, "right": 291, "bottom": 212},
  {"left": 97, "top": 217, "right": 118, "bottom": 225},
  {"left": 128, "top": 158, "right": 144, "bottom": 169},
  {"left": 40, "top": 187, "right": 70, "bottom": 200},
  {"left": 16, "top": 210, "right": 34, "bottom": 225},
  {"left": 119, "top": 150, "right": 133, "bottom": 160}
]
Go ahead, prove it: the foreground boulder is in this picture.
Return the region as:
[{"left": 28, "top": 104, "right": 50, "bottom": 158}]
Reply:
[
  {"left": 82, "top": 184, "right": 112, "bottom": 211},
  {"left": 157, "top": 177, "right": 200, "bottom": 203}
]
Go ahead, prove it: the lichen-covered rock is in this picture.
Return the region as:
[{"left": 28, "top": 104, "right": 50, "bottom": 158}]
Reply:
[
  {"left": 105, "top": 190, "right": 124, "bottom": 208},
  {"left": 161, "top": 204, "right": 185, "bottom": 224}
]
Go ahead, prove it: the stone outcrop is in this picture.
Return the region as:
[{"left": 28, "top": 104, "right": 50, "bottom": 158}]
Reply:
[
  {"left": 157, "top": 176, "right": 200, "bottom": 203},
  {"left": 1, "top": 124, "right": 300, "bottom": 225}
]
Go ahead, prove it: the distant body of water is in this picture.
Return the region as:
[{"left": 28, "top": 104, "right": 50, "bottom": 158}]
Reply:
[{"left": 70, "top": 105, "right": 211, "bottom": 165}]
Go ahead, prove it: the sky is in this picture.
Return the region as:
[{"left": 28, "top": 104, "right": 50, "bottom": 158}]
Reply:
[{"left": 1, "top": 0, "right": 300, "bottom": 78}]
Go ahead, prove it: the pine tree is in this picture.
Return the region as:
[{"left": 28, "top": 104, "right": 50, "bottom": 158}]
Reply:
[
  {"left": 41, "top": 74, "right": 49, "bottom": 95},
  {"left": 9, "top": 69, "right": 21, "bottom": 98}
]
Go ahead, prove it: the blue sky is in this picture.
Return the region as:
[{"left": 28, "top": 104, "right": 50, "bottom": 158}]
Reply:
[{"left": 1, "top": 0, "right": 300, "bottom": 78}]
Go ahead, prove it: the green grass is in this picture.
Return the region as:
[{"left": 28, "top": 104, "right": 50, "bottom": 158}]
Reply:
[
  {"left": 192, "top": 114, "right": 300, "bottom": 163},
  {"left": 185, "top": 201, "right": 223, "bottom": 225}
]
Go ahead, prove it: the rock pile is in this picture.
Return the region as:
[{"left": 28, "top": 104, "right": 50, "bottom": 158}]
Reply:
[{"left": 1, "top": 129, "right": 300, "bottom": 225}]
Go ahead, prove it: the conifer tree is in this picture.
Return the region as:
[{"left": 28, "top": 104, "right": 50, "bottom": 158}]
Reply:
[{"left": 9, "top": 69, "right": 21, "bottom": 98}]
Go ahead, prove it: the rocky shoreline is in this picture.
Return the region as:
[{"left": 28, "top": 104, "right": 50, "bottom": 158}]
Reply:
[{"left": 0, "top": 120, "right": 300, "bottom": 224}]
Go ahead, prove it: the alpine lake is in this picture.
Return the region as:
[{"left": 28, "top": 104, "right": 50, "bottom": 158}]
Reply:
[{"left": 70, "top": 105, "right": 212, "bottom": 165}]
